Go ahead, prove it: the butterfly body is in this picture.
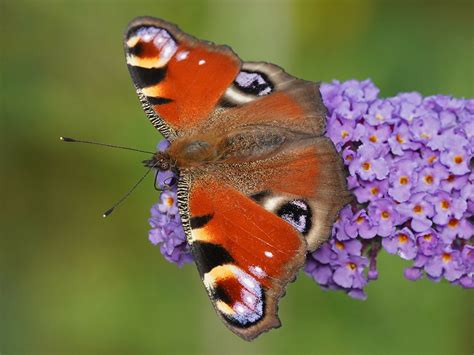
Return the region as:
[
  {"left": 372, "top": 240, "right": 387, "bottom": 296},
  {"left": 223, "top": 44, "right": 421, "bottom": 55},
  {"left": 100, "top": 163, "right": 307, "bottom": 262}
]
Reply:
[{"left": 125, "top": 17, "right": 351, "bottom": 341}]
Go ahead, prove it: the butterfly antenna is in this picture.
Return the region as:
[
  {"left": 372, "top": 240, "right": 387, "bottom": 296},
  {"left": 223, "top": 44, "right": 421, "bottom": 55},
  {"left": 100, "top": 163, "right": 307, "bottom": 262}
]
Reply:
[
  {"left": 103, "top": 162, "right": 161, "bottom": 218},
  {"left": 59, "top": 136, "right": 155, "bottom": 154}
]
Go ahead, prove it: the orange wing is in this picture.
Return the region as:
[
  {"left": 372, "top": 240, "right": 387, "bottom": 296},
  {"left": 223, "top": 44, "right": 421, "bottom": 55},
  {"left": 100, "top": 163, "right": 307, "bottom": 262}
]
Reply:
[
  {"left": 124, "top": 17, "right": 240, "bottom": 138},
  {"left": 182, "top": 176, "right": 306, "bottom": 341}
]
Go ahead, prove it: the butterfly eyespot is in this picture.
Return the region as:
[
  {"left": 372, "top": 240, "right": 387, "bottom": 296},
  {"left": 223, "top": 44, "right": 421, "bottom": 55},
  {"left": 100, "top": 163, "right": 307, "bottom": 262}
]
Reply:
[
  {"left": 205, "top": 264, "right": 265, "bottom": 328},
  {"left": 234, "top": 71, "right": 273, "bottom": 96},
  {"left": 126, "top": 26, "right": 178, "bottom": 69},
  {"left": 277, "top": 200, "right": 312, "bottom": 235}
]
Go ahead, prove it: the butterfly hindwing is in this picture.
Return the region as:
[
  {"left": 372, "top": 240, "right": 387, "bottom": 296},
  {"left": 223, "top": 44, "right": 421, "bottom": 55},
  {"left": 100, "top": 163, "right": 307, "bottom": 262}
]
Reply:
[
  {"left": 181, "top": 176, "right": 306, "bottom": 341},
  {"left": 248, "top": 137, "right": 352, "bottom": 251},
  {"left": 216, "top": 61, "right": 327, "bottom": 137}
]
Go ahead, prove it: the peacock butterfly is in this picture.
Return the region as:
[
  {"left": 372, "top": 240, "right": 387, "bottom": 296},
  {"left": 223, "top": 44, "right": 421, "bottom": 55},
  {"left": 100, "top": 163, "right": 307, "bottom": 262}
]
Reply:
[{"left": 124, "top": 16, "right": 351, "bottom": 341}]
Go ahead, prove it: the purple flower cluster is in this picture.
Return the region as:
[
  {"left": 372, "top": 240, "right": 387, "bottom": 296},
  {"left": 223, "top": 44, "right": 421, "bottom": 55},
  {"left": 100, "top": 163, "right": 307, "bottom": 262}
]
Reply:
[
  {"left": 148, "top": 79, "right": 473, "bottom": 299},
  {"left": 306, "top": 79, "right": 473, "bottom": 298},
  {"left": 148, "top": 141, "right": 193, "bottom": 267}
]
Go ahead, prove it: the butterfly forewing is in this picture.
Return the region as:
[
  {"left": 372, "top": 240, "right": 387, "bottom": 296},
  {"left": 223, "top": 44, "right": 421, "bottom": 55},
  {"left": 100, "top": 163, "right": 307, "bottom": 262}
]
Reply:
[{"left": 124, "top": 17, "right": 240, "bottom": 139}]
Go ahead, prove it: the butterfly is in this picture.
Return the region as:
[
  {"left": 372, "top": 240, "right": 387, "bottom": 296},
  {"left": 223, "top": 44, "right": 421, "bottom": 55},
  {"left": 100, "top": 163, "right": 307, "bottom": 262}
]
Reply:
[{"left": 124, "top": 16, "right": 351, "bottom": 341}]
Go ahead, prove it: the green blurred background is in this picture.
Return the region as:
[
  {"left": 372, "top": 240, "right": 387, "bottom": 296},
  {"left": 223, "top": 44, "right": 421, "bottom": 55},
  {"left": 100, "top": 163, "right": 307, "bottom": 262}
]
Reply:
[{"left": 2, "top": 1, "right": 473, "bottom": 354}]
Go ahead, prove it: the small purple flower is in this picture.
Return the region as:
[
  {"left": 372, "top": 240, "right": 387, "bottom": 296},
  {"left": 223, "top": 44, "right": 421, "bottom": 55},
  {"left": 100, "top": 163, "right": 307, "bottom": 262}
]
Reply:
[
  {"left": 305, "top": 260, "right": 333, "bottom": 286},
  {"left": 440, "top": 144, "right": 471, "bottom": 175},
  {"left": 156, "top": 170, "right": 176, "bottom": 189},
  {"left": 429, "top": 191, "right": 467, "bottom": 225},
  {"left": 388, "top": 158, "right": 418, "bottom": 202},
  {"left": 382, "top": 228, "right": 417, "bottom": 260},
  {"left": 364, "top": 99, "right": 396, "bottom": 126},
  {"left": 424, "top": 247, "right": 466, "bottom": 282},
  {"left": 157, "top": 191, "right": 179, "bottom": 215},
  {"left": 404, "top": 267, "right": 423, "bottom": 281},
  {"left": 405, "top": 253, "right": 430, "bottom": 280},
  {"left": 331, "top": 205, "right": 354, "bottom": 241},
  {"left": 396, "top": 193, "right": 434, "bottom": 232},
  {"left": 411, "top": 114, "right": 440, "bottom": 145},
  {"left": 332, "top": 255, "right": 368, "bottom": 289},
  {"left": 312, "top": 243, "right": 337, "bottom": 264},
  {"left": 396, "top": 94, "right": 424, "bottom": 123},
  {"left": 441, "top": 173, "right": 469, "bottom": 193},
  {"left": 420, "top": 148, "right": 440, "bottom": 166},
  {"left": 349, "top": 143, "right": 389, "bottom": 181},
  {"left": 334, "top": 99, "right": 368, "bottom": 121},
  {"left": 414, "top": 163, "right": 448, "bottom": 194},
  {"left": 327, "top": 116, "right": 356, "bottom": 149},
  {"left": 331, "top": 239, "right": 363, "bottom": 257},
  {"left": 368, "top": 198, "right": 400, "bottom": 237},
  {"left": 345, "top": 209, "right": 378, "bottom": 240},
  {"left": 341, "top": 146, "right": 356, "bottom": 163},
  {"left": 439, "top": 218, "right": 474, "bottom": 242},
  {"left": 157, "top": 140, "right": 170, "bottom": 152},
  {"left": 353, "top": 179, "right": 388, "bottom": 203},
  {"left": 388, "top": 123, "right": 420, "bottom": 156},
  {"left": 347, "top": 289, "right": 367, "bottom": 300},
  {"left": 355, "top": 123, "right": 391, "bottom": 148},
  {"left": 416, "top": 230, "right": 442, "bottom": 257},
  {"left": 342, "top": 79, "right": 379, "bottom": 103}
]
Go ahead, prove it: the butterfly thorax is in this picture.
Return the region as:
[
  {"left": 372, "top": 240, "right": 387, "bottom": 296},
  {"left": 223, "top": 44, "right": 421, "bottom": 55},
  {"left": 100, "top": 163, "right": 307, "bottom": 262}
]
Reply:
[{"left": 165, "top": 126, "right": 310, "bottom": 169}]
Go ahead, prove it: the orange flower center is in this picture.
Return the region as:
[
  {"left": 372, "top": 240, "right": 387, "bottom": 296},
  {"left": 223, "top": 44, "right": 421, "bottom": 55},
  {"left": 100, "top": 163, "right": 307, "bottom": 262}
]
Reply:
[
  {"left": 341, "top": 130, "right": 349, "bottom": 138},
  {"left": 398, "top": 234, "right": 409, "bottom": 243},
  {"left": 427, "top": 155, "right": 436, "bottom": 164},
  {"left": 345, "top": 155, "right": 354, "bottom": 161},
  {"left": 370, "top": 187, "right": 379, "bottom": 195},
  {"left": 347, "top": 262, "right": 357, "bottom": 271},
  {"left": 442, "top": 253, "right": 452, "bottom": 263},
  {"left": 335, "top": 241, "right": 345, "bottom": 250},
  {"left": 413, "top": 204, "right": 423, "bottom": 214},
  {"left": 423, "top": 175, "right": 434, "bottom": 185},
  {"left": 369, "top": 135, "right": 378, "bottom": 143},
  {"left": 448, "top": 219, "right": 459, "bottom": 228},
  {"left": 447, "top": 174, "right": 455, "bottom": 182},
  {"left": 356, "top": 216, "right": 365, "bottom": 224},
  {"left": 453, "top": 155, "right": 463, "bottom": 164},
  {"left": 396, "top": 134, "right": 405, "bottom": 143},
  {"left": 399, "top": 176, "right": 409, "bottom": 185},
  {"left": 381, "top": 211, "right": 390, "bottom": 220},
  {"left": 362, "top": 162, "right": 371, "bottom": 171},
  {"left": 423, "top": 234, "right": 432, "bottom": 241},
  {"left": 166, "top": 197, "right": 174, "bottom": 206},
  {"left": 441, "top": 200, "right": 450, "bottom": 209}
]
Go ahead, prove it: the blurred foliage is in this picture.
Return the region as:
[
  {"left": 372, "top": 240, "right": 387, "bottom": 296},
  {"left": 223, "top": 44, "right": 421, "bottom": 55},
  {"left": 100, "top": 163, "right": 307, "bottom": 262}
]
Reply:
[{"left": 1, "top": 0, "right": 473, "bottom": 354}]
